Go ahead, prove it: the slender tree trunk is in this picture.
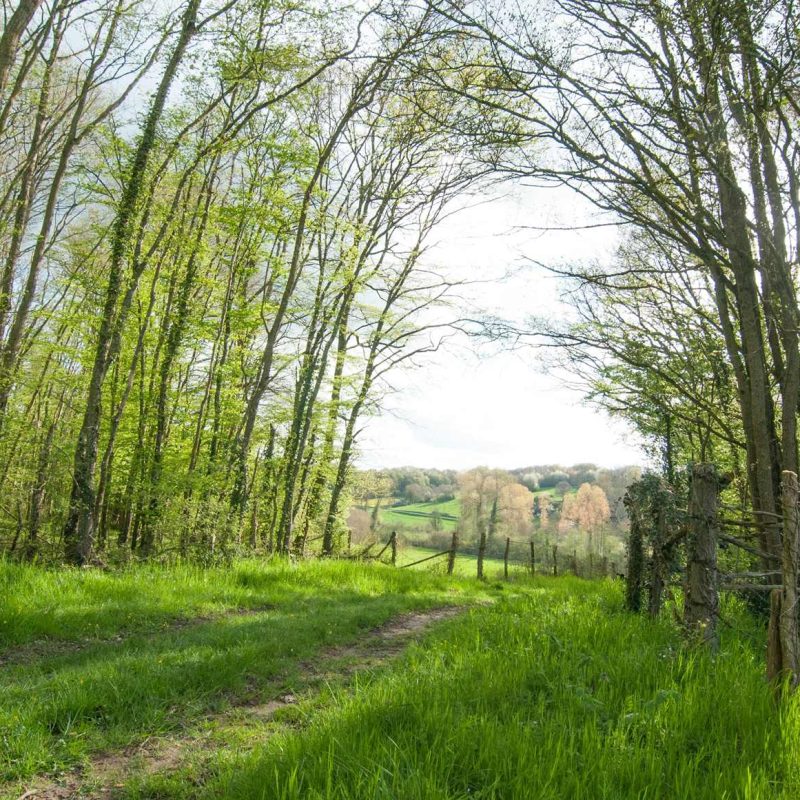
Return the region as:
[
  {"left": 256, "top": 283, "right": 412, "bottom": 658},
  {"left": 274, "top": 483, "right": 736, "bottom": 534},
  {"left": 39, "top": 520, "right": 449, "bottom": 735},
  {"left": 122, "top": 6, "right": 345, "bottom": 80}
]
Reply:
[
  {"left": 25, "top": 403, "right": 58, "bottom": 560},
  {"left": 0, "top": 15, "right": 62, "bottom": 349},
  {"left": 0, "top": 0, "right": 44, "bottom": 96},
  {"left": 769, "top": 471, "right": 800, "bottom": 691},
  {"left": 0, "top": 1, "right": 125, "bottom": 421},
  {"left": 62, "top": 0, "right": 200, "bottom": 564}
]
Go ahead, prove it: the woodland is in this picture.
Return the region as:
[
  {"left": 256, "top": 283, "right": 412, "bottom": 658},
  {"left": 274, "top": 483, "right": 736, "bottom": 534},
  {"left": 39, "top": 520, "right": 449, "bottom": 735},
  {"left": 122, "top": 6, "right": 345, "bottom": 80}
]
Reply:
[{"left": 2, "top": 0, "right": 800, "bottom": 797}]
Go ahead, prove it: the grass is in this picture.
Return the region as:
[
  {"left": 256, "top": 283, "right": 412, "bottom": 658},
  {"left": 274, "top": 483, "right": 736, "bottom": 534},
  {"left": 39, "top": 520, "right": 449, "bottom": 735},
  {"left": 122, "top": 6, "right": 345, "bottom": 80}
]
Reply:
[
  {"left": 1, "top": 559, "right": 303, "bottom": 649},
  {"left": 4, "top": 560, "right": 799, "bottom": 800},
  {"left": 397, "top": 498, "right": 461, "bottom": 517},
  {"left": 379, "top": 498, "right": 461, "bottom": 532},
  {"left": 128, "top": 579, "right": 800, "bottom": 800},
  {"left": 0, "top": 559, "right": 496, "bottom": 788}
]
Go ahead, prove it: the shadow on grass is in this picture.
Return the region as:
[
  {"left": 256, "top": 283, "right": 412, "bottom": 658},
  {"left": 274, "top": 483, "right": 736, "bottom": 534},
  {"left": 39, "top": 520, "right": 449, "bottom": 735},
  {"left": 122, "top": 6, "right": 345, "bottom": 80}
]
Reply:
[
  {"left": 0, "top": 577, "right": 464, "bottom": 784},
  {"left": 0, "top": 559, "right": 468, "bottom": 653}
]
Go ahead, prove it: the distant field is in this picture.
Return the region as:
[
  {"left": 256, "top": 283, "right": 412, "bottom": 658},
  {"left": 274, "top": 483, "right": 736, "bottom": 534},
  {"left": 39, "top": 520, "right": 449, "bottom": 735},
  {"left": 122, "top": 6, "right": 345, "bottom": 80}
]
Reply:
[
  {"left": 397, "top": 498, "right": 460, "bottom": 516},
  {"left": 379, "top": 498, "right": 460, "bottom": 532}
]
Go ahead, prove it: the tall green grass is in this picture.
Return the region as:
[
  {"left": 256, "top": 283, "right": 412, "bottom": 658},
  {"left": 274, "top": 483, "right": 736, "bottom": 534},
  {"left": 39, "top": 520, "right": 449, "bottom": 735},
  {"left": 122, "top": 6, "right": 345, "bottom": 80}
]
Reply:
[
  {"left": 5, "top": 561, "right": 797, "bottom": 800},
  {"left": 0, "top": 559, "right": 494, "bottom": 785},
  {"left": 187, "top": 579, "right": 799, "bottom": 800},
  {"left": 0, "top": 558, "right": 481, "bottom": 650}
]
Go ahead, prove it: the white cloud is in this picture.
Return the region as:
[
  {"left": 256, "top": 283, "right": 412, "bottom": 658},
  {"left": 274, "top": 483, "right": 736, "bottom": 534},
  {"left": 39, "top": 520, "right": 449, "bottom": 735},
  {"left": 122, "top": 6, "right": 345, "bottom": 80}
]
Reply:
[{"left": 357, "top": 183, "right": 648, "bottom": 471}]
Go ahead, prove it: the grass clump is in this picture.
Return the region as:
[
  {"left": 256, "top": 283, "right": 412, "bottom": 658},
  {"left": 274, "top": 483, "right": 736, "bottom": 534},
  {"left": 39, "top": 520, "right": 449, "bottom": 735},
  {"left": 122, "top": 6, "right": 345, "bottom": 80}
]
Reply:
[{"left": 184, "top": 579, "right": 798, "bottom": 800}]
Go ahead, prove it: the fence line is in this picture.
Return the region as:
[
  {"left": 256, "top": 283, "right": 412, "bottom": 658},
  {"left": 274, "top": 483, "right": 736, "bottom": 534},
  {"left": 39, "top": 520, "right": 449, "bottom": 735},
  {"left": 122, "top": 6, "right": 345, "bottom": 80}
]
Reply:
[
  {"left": 400, "top": 549, "right": 451, "bottom": 569},
  {"left": 355, "top": 528, "right": 617, "bottom": 583}
]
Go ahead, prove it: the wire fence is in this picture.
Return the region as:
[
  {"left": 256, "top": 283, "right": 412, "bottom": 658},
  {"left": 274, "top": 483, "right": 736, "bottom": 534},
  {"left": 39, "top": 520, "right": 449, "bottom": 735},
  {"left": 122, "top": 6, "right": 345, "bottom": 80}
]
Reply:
[{"left": 350, "top": 529, "right": 619, "bottom": 582}]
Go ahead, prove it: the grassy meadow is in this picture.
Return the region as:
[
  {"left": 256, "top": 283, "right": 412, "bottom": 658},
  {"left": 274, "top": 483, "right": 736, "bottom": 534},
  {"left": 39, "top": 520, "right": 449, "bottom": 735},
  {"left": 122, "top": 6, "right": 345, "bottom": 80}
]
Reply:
[
  {"left": 0, "top": 559, "right": 495, "bottom": 790},
  {"left": 378, "top": 498, "right": 461, "bottom": 533},
  {"left": 375, "top": 490, "right": 563, "bottom": 536},
  {"left": 178, "top": 580, "right": 798, "bottom": 800},
  {"left": 2, "top": 559, "right": 798, "bottom": 799}
]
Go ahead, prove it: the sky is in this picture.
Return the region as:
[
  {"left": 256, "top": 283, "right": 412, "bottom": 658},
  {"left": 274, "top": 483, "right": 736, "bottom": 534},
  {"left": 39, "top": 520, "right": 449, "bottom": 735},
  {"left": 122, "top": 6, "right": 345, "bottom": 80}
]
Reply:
[{"left": 357, "top": 181, "right": 649, "bottom": 472}]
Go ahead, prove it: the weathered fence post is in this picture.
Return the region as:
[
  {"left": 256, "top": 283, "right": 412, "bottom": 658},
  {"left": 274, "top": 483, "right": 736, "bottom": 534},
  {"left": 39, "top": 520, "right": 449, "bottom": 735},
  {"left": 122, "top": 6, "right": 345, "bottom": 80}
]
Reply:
[
  {"left": 530, "top": 540, "right": 535, "bottom": 575},
  {"left": 504, "top": 537, "right": 510, "bottom": 580},
  {"left": 648, "top": 500, "right": 669, "bottom": 618},
  {"left": 624, "top": 498, "right": 644, "bottom": 612},
  {"left": 571, "top": 549, "right": 578, "bottom": 576},
  {"left": 347, "top": 528, "right": 352, "bottom": 554},
  {"left": 769, "top": 471, "right": 800, "bottom": 690},
  {"left": 588, "top": 552, "right": 594, "bottom": 578},
  {"left": 552, "top": 544, "right": 558, "bottom": 576},
  {"left": 684, "top": 463, "right": 719, "bottom": 649},
  {"left": 447, "top": 529, "right": 458, "bottom": 576},
  {"left": 477, "top": 523, "right": 487, "bottom": 580},
  {"left": 375, "top": 531, "right": 395, "bottom": 562},
  {"left": 601, "top": 556, "right": 608, "bottom": 578}
]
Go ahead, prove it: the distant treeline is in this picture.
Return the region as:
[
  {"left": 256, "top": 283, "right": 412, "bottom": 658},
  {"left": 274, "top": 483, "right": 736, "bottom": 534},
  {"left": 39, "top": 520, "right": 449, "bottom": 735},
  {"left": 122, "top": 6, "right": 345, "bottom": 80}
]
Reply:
[{"left": 356, "top": 464, "right": 641, "bottom": 509}]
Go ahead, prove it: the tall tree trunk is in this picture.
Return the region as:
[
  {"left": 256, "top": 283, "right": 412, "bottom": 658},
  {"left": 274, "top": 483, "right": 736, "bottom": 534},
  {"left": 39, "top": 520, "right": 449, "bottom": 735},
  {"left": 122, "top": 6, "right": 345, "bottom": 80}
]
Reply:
[
  {"left": 62, "top": 0, "right": 200, "bottom": 564},
  {"left": 140, "top": 162, "right": 217, "bottom": 556},
  {"left": 0, "top": 0, "right": 44, "bottom": 96}
]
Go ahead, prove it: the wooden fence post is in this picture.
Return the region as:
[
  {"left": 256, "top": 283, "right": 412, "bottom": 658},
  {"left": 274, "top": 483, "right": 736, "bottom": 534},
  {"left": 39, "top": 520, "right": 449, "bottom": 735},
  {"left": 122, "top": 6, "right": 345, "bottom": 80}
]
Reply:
[
  {"left": 770, "top": 471, "right": 800, "bottom": 690},
  {"left": 552, "top": 544, "right": 558, "bottom": 576},
  {"left": 447, "top": 529, "right": 458, "bottom": 576},
  {"left": 571, "top": 549, "right": 578, "bottom": 576},
  {"left": 530, "top": 540, "right": 535, "bottom": 575},
  {"left": 648, "top": 502, "right": 669, "bottom": 618},
  {"left": 374, "top": 532, "right": 395, "bottom": 562},
  {"left": 684, "top": 463, "right": 719, "bottom": 649},
  {"left": 504, "top": 537, "right": 510, "bottom": 580},
  {"left": 477, "top": 523, "right": 487, "bottom": 580},
  {"left": 625, "top": 504, "right": 644, "bottom": 612},
  {"left": 588, "top": 552, "right": 594, "bottom": 577}
]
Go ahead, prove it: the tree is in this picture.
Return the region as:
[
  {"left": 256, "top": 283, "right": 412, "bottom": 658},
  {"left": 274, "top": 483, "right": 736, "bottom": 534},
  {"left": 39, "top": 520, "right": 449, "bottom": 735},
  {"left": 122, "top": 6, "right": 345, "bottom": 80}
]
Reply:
[
  {"left": 536, "top": 493, "right": 551, "bottom": 529},
  {"left": 496, "top": 482, "right": 534, "bottom": 538},
  {"left": 62, "top": 0, "right": 204, "bottom": 564},
  {"left": 458, "top": 467, "right": 512, "bottom": 541},
  {"left": 430, "top": 0, "right": 800, "bottom": 682},
  {"left": 0, "top": 2, "right": 490, "bottom": 567},
  {"left": 560, "top": 483, "right": 610, "bottom": 556}
]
